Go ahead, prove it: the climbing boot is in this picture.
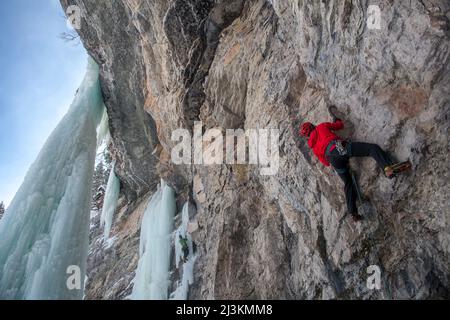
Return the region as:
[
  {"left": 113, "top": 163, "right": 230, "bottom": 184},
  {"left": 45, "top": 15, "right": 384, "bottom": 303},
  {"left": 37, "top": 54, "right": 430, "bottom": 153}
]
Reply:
[
  {"left": 351, "top": 212, "right": 364, "bottom": 222},
  {"left": 384, "top": 166, "right": 396, "bottom": 179},
  {"left": 384, "top": 160, "right": 412, "bottom": 179}
]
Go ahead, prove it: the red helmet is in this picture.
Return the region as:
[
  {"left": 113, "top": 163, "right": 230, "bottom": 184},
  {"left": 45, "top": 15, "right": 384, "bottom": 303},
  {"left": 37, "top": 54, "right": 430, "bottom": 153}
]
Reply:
[{"left": 300, "top": 122, "right": 314, "bottom": 137}]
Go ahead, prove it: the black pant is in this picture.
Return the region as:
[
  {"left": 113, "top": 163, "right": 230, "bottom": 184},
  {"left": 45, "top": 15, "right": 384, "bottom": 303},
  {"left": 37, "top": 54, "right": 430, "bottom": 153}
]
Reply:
[
  {"left": 183, "top": 247, "right": 189, "bottom": 260},
  {"left": 327, "top": 142, "right": 392, "bottom": 214}
]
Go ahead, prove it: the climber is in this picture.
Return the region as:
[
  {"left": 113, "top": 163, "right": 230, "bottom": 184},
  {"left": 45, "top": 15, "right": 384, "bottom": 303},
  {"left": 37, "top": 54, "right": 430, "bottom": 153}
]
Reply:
[
  {"left": 179, "top": 235, "right": 190, "bottom": 263},
  {"left": 299, "top": 107, "right": 396, "bottom": 222}
]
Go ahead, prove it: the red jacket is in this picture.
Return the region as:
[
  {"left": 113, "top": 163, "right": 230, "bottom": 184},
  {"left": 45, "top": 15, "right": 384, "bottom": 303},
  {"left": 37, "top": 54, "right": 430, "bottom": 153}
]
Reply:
[{"left": 307, "top": 120, "right": 344, "bottom": 166}]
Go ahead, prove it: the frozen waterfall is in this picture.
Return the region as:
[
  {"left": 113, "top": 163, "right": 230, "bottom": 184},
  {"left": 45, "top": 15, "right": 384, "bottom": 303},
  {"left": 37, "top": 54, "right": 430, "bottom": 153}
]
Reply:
[
  {"left": 131, "top": 180, "right": 176, "bottom": 300},
  {"left": 101, "top": 162, "right": 120, "bottom": 239},
  {"left": 96, "top": 108, "right": 111, "bottom": 147},
  {"left": 170, "top": 203, "right": 197, "bottom": 300},
  {"left": 0, "top": 58, "right": 106, "bottom": 300}
]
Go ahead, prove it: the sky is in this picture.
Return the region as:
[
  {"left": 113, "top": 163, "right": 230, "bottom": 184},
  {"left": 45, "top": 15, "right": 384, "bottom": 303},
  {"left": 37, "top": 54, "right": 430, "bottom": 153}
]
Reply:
[{"left": 0, "top": 0, "right": 87, "bottom": 207}]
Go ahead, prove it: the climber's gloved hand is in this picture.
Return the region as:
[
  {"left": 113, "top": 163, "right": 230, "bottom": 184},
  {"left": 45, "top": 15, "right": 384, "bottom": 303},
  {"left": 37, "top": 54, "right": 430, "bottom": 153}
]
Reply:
[{"left": 328, "top": 105, "right": 340, "bottom": 122}]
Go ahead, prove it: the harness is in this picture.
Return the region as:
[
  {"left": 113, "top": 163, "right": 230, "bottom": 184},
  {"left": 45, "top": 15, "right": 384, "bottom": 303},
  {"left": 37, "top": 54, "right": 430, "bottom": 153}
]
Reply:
[{"left": 325, "top": 140, "right": 352, "bottom": 174}]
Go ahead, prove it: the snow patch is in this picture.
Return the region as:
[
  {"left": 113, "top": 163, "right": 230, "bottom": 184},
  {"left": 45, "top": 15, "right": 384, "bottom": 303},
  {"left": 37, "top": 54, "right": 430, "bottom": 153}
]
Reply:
[{"left": 103, "top": 236, "right": 117, "bottom": 250}]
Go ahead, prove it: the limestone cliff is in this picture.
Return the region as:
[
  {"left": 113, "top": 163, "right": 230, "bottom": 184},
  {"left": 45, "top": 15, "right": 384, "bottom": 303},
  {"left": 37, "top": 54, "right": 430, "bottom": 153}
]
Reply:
[{"left": 60, "top": 0, "right": 450, "bottom": 299}]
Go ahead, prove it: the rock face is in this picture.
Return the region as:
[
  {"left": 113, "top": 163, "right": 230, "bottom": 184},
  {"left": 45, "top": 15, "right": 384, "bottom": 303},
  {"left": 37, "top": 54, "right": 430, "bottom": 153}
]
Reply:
[
  {"left": 84, "top": 196, "right": 147, "bottom": 300},
  {"left": 61, "top": 0, "right": 450, "bottom": 299},
  {"left": 61, "top": 0, "right": 161, "bottom": 202}
]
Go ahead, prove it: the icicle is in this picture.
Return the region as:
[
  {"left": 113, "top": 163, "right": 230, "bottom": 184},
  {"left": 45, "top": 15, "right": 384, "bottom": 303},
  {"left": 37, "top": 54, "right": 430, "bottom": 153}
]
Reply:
[
  {"left": 170, "top": 256, "right": 197, "bottom": 300},
  {"left": 96, "top": 108, "right": 110, "bottom": 147},
  {"left": 100, "top": 162, "right": 120, "bottom": 239},
  {"left": 170, "top": 202, "right": 196, "bottom": 300},
  {"left": 0, "top": 57, "right": 105, "bottom": 300},
  {"left": 131, "top": 180, "right": 176, "bottom": 300}
]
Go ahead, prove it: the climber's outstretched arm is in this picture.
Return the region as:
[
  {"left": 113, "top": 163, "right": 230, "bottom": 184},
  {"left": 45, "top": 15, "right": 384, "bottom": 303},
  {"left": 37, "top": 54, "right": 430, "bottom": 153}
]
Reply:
[{"left": 325, "top": 119, "right": 344, "bottom": 131}]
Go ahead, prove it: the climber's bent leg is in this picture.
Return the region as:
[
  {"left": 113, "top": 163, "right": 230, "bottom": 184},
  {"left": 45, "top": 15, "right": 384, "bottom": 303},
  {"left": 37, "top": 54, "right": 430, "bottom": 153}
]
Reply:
[
  {"left": 337, "top": 170, "right": 358, "bottom": 215},
  {"left": 328, "top": 150, "right": 357, "bottom": 214},
  {"left": 349, "top": 142, "right": 392, "bottom": 171}
]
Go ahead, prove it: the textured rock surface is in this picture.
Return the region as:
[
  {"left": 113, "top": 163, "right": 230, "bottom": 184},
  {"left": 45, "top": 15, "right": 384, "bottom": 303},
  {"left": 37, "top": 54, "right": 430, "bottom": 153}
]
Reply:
[
  {"left": 61, "top": 0, "right": 161, "bottom": 202},
  {"left": 85, "top": 194, "right": 151, "bottom": 300},
  {"left": 61, "top": 0, "right": 450, "bottom": 299}
]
